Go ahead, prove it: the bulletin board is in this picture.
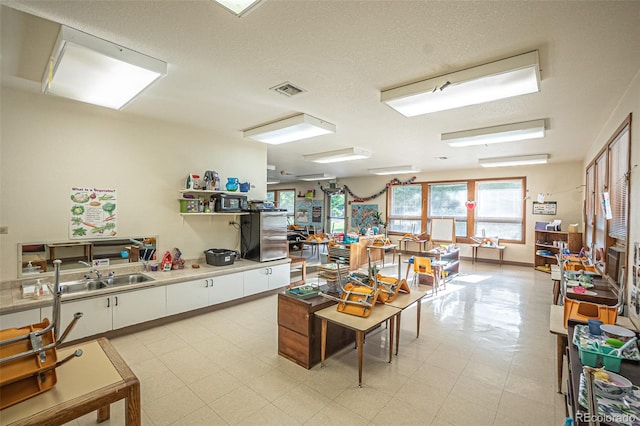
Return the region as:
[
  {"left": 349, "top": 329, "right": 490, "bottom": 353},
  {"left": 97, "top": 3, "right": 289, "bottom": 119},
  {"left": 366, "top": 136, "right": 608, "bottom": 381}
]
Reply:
[
  {"left": 295, "top": 199, "right": 323, "bottom": 228},
  {"left": 532, "top": 201, "right": 557, "bottom": 215},
  {"left": 430, "top": 218, "right": 455, "bottom": 243}
]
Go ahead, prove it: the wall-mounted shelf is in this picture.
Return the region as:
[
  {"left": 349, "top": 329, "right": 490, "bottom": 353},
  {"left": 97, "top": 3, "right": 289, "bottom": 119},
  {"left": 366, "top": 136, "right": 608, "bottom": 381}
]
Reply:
[
  {"left": 179, "top": 212, "right": 246, "bottom": 216},
  {"left": 179, "top": 189, "right": 248, "bottom": 195}
]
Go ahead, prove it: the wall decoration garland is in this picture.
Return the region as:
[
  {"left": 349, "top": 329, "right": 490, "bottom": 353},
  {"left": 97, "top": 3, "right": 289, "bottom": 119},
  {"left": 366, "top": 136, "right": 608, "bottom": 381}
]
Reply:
[{"left": 317, "top": 176, "right": 416, "bottom": 203}]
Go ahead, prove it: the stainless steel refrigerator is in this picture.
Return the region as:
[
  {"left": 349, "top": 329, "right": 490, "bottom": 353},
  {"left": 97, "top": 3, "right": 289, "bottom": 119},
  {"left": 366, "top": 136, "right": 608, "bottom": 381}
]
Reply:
[{"left": 241, "top": 210, "right": 288, "bottom": 262}]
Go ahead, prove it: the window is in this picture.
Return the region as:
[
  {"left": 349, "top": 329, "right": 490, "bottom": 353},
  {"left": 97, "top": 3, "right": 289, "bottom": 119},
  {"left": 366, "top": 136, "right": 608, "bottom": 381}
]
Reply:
[
  {"left": 475, "top": 180, "right": 524, "bottom": 240},
  {"left": 584, "top": 113, "right": 631, "bottom": 273},
  {"left": 387, "top": 177, "right": 526, "bottom": 243},
  {"left": 327, "top": 191, "right": 346, "bottom": 234},
  {"left": 428, "top": 183, "right": 467, "bottom": 237},
  {"left": 269, "top": 189, "right": 295, "bottom": 222},
  {"left": 388, "top": 184, "right": 422, "bottom": 234}
]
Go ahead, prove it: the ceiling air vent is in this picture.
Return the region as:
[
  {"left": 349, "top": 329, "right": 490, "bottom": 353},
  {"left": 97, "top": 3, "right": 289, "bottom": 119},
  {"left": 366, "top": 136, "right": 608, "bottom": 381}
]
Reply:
[{"left": 270, "top": 82, "right": 305, "bottom": 97}]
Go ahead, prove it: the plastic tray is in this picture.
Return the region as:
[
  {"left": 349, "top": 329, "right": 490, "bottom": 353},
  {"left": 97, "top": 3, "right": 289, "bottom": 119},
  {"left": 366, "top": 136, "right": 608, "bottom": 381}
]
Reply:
[{"left": 286, "top": 285, "right": 320, "bottom": 299}]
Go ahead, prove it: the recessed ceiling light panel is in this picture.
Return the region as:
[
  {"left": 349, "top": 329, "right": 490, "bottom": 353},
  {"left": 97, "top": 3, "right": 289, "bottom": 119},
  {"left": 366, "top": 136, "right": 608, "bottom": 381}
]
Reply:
[
  {"left": 442, "top": 119, "right": 546, "bottom": 147},
  {"left": 42, "top": 26, "right": 167, "bottom": 110},
  {"left": 381, "top": 51, "right": 540, "bottom": 117},
  {"left": 244, "top": 113, "right": 335, "bottom": 145},
  {"left": 368, "top": 165, "right": 420, "bottom": 175},
  {"left": 303, "top": 147, "right": 372, "bottom": 164},
  {"left": 479, "top": 154, "right": 549, "bottom": 167}
]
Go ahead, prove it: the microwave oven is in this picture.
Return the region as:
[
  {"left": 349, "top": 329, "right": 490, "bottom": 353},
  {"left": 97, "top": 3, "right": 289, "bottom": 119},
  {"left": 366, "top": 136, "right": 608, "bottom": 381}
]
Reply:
[{"left": 214, "top": 194, "right": 248, "bottom": 212}]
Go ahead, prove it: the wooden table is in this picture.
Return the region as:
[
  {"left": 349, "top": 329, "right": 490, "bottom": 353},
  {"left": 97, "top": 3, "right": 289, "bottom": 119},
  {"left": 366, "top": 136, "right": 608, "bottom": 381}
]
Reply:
[
  {"left": 47, "top": 242, "right": 93, "bottom": 265},
  {"left": 470, "top": 244, "right": 505, "bottom": 265},
  {"left": 399, "top": 239, "right": 429, "bottom": 252},
  {"left": 316, "top": 303, "right": 401, "bottom": 387},
  {"left": 367, "top": 244, "right": 397, "bottom": 267},
  {"left": 548, "top": 305, "right": 635, "bottom": 394},
  {"left": 1, "top": 338, "right": 140, "bottom": 426},
  {"left": 385, "top": 290, "right": 426, "bottom": 355}
]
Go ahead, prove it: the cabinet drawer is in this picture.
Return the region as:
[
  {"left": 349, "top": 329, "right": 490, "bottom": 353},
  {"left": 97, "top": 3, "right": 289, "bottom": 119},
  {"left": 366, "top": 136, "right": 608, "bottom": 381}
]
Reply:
[
  {"left": 278, "top": 326, "right": 311, "bottom": 369},
  {"left": 278, "top": 295, "right": 311, "bottom": 337}
]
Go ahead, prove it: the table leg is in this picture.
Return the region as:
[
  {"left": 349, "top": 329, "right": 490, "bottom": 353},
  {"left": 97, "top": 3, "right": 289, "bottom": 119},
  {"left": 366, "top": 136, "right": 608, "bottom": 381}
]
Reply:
[
  {"left": 472, "top": 246, "right": 477, "bottom": 264},
  {"left": 556, "top": 335, "right": 567, "bottom": 393},
  {"left": 356, "top": 330, "right": 364, "bottom": 387},
  {"left": 321, "top": 319, "right": 327, "bottom": 367},
  {"left": 395, "top": 312, "right": 401, "bottom": 356},
  {"left": 388, "top": 315, "right": 395, "bottom": 363},
  {"left": 416, "top": 299, "right": 421, "bottom": 338},
  {"left": 125, "top": 380, "right": 141, "bottom": 426},
  {"left": 500, "top": 248, "right": 504, "bottom": 265},
  {"left": 97, "top": 405, "right": 110, "bottom": 422}
]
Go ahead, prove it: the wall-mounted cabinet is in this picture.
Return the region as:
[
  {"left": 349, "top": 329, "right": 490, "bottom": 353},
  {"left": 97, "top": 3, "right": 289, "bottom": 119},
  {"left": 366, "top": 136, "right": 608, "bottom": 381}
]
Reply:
[{"left": 534, "top": 230, "right": 583, "bottom": 273}]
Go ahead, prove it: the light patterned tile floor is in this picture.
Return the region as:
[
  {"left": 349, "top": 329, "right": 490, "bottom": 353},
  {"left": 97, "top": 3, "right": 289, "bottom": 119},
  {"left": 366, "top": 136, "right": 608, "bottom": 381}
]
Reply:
[{"left": 66, "top": 259, "right": 567, "bottom": 425}]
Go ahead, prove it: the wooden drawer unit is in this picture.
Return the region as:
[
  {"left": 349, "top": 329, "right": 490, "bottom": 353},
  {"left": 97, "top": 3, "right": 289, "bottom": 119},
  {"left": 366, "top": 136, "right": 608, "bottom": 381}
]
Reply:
[{"left": 277, "top": 293, "right": 354, "bottom": 369}]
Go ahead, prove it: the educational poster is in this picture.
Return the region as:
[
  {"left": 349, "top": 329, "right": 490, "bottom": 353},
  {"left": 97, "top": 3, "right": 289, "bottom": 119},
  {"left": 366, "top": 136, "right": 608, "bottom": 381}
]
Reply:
[
  {"left": 351, "top": 204, "right": 378, "bottom": 228},
  {"left": 295, "top": 199, "right": 323, "bottom": 229},
  {"left": 532, "top": 201, "right": 557, "bottom": 215},
  {"left": 69, "top": 187, "right": 117, "bottom": 239}
]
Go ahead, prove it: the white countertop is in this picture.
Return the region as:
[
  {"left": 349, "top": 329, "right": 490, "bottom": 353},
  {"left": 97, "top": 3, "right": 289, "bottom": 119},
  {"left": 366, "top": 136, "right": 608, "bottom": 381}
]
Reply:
[{"left": 0, "top": 258, "right": 290, "bottom": 315}]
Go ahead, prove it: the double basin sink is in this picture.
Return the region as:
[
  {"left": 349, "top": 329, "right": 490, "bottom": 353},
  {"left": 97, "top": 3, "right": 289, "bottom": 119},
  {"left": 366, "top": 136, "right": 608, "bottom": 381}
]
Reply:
[{"left": 59, "top": 273, "right": 154, "bottom": 294}]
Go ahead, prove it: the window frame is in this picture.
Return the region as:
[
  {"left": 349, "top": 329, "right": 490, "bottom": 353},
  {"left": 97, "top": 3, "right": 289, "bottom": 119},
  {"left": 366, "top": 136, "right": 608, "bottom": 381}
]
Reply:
[{"left": 387, "top": 177, "right": 527, "bottom": 244}]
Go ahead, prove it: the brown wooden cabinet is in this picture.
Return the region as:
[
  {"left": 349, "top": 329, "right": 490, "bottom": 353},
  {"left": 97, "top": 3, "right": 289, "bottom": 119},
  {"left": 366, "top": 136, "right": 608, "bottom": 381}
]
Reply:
[
  {"left": 327, "top": 235, "right": 383, "bottom": 271},
  {"left": 277, "top": 293, "right": 354, "bottom": 369},
  {"left": 534, "top": 230, "right": 582, "bottom": 273}
]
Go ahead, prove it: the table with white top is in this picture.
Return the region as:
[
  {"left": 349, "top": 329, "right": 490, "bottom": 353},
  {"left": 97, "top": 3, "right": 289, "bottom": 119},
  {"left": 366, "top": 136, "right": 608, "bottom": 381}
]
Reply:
[{"left": 315, "top": 303, "right": 401, "bottom": 387}]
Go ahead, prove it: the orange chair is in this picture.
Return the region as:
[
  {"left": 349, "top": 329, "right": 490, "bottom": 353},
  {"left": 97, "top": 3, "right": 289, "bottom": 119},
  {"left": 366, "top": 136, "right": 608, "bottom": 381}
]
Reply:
[{"left": 412, "top": 257, "right": 444, "bottom": 295}]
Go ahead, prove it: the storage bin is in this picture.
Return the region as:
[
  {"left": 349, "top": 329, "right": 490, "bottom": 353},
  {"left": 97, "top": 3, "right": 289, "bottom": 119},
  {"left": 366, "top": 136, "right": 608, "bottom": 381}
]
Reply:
[
  {"left": 577, "top": 345, "right": 622, "bottom": 372},
  {"left": 204, "top": 249, "right": 236, "bottom": 266},
  {"left": 180, "top": 199, "right": 200, "bottom": 213},
  {"left": 563, "top": 297, "right": 617, "bottom": 328}
]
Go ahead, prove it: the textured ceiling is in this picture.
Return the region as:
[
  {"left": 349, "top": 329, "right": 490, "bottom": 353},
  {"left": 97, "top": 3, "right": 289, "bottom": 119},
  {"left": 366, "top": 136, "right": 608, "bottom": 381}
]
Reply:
[{"left": 2, "top": 1, "right": 640, "bottom": 182}]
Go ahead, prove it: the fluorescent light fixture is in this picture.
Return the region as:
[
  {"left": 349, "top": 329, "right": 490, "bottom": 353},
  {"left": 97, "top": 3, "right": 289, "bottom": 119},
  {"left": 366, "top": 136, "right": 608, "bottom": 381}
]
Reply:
[
  {"left": 381, "top": 51, "right": 540, "bottom": 117},
  {"left": 244, "top": 113, "right": 336, "bottom": 145},
  {"left": 297, "top": 173, "right": 336, "bottom": 181},
  {"left": 42, "top": 26, "right": 167, "bottom": 110},
  {"left": 303, "top": 147, "right": 371, "bottom": 164},
  {"left": 442, "top": 119, "right": 546, "bottom": 147},
  {"left": 213, "top": 0, "right": 262, "bottom": 16},
  {"left": 479, "top": 154, "right": 549, "bottom": 168},
  {"left": 266, "top": 180, "right": 280, "bottom": 185},
  {"left": 368, "top": 165, "right": 420, "bottom": 175}
]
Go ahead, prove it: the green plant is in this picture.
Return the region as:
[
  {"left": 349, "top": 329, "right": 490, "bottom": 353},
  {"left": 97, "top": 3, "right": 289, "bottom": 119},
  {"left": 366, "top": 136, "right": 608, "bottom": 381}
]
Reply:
[{"left": 372, "top": 211, "right": 386, "bottom": 227}]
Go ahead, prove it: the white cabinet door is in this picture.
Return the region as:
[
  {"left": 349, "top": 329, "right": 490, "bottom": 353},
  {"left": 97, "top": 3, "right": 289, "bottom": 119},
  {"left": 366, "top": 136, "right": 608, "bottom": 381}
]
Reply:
[
  {"left": 268, "top": 263, "right": 290, "bottom": 289},
  {"left": 0, "top": 308, "right": 41, "bottom": 329},
  {"left": 112, "top": 286, "right": 166, "bottom": 330},
  {"left": 209, "top": 272, "right": 243, "bottom": 305},
  {"left": 166, "top": 279, "right": 208, "bottom": 316},
  {"left": 243, "top": 268, "right": 269, "bottom": 296},
  {"left": 61, "top": 296, "right": 112, "bottom": 341}
]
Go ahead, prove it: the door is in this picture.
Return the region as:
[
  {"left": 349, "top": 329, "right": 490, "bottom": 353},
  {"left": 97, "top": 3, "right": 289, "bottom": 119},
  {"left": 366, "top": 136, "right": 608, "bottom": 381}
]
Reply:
[
  {"left": 61, "top": 296, "right": 112, "bottom": 341},
  {"left": 166, "top": 279, "right": 208, "bottom": 316},
  {"left": 268, "top": 263, "right": 290, "bottom": 289},
  {"left": 209, "top": 272, "right": 244, "bottom": 305},
  {"left": 260, "top": 211, "right": 288, "bottom": 261},
  {"left": 112, "top": 286, "right": 166, "bottom": 330},
  {"left": 243, "top": 267, "right": 270, "bottom": 296}
]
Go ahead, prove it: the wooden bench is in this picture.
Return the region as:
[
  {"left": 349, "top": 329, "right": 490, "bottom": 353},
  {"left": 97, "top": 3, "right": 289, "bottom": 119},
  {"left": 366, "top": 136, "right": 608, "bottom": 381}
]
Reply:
[{"left": 288, "top": 256, "right": 307, "bottom": 287}]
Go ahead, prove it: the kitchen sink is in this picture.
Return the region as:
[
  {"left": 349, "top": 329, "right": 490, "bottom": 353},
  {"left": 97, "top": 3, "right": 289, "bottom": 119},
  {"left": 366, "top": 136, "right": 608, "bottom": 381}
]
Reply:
[
  {"left": 101, "top": 273, "right": 154, "bottom": 286},
  {"left": 59, "top": 279, "right": 108, "bottom": 294},
  {"left": 59, "top": 273, "right": 154, "bottom": 294}
]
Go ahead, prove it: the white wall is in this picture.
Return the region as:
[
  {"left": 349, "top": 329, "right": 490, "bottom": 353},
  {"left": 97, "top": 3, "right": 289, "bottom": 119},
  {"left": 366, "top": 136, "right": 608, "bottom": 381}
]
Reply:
[
  {"left": 0, "top": 88, "right": 267, "bottom": 281},
  {"left": 270, "top": 160, "right": 584, "bottom": 264},
  {"left": 583, "top": 68, "right": 640, "bottom": 324}
]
